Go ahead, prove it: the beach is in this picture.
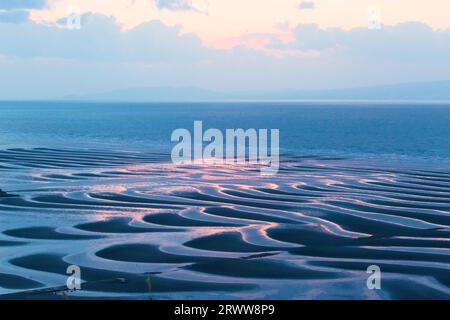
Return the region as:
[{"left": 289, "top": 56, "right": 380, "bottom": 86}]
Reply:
[{"left": 0, "top": 102, "right": 449, "bottom": 299}]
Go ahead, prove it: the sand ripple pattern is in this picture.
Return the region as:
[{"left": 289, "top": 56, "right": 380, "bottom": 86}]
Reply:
[{"left": 1, "top": 148, "right": 450, "bottom": 299}]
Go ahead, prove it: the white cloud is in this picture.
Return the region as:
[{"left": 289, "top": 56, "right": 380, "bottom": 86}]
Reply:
[
  {"left": 298, "top": 1, "right": 315, "bottom": 10},
  {"left": 0, "top": 14, "right": 207, "bottom": 62},
  {"left": 272, "top": 22, "right": 450, "bottom": 62},
  {"left": 155, "top": 0, "right": 194, "bottom": 11},
  {"left": 1, "top": 15, "right": 450, "bottom": 99}
]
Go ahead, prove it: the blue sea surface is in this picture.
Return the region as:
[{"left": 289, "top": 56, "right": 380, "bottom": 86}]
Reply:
[{"left": 0, "top": 101, "right": 449, "bottom": 161}]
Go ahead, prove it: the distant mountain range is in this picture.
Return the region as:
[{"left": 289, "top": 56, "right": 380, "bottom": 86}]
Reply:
[{"left": 65, "top": 80, "right": 450, "bottom": 102}]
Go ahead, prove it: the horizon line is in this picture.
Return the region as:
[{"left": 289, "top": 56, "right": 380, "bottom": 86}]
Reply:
[{"left": 2, "top": 99, "right": 450, "bottom": 105}]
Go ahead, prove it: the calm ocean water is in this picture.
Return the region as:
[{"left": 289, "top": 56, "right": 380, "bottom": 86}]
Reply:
[
  {"left": 1, "top": 101, "right": 450, "bottom": 300},
  {"left": 1, "top": 101, "right": 449, "bottom": 161}
]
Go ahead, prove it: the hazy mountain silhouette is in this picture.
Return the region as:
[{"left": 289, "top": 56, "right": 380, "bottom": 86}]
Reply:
[{"left": 66, "top": 80, "right": 450, "bottom": 102}]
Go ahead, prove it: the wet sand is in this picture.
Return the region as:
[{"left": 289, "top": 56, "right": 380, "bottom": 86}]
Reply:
[{"left": 1, "top": 147, "right": 450, "bottom": 299}]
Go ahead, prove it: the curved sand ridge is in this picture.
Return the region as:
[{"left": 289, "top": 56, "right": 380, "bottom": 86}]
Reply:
[{"left": 0, "top": 148, "right": 450, "bottom": 299}]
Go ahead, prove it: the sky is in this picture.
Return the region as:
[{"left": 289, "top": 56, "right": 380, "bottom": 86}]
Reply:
[{"left": 0, "top": 0, "right": 449, "bottom": 99}]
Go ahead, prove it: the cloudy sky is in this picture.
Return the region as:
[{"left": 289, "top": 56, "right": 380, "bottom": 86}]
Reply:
[{"left": 0, "top": 0, "right": 449, "bottom": 99}]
